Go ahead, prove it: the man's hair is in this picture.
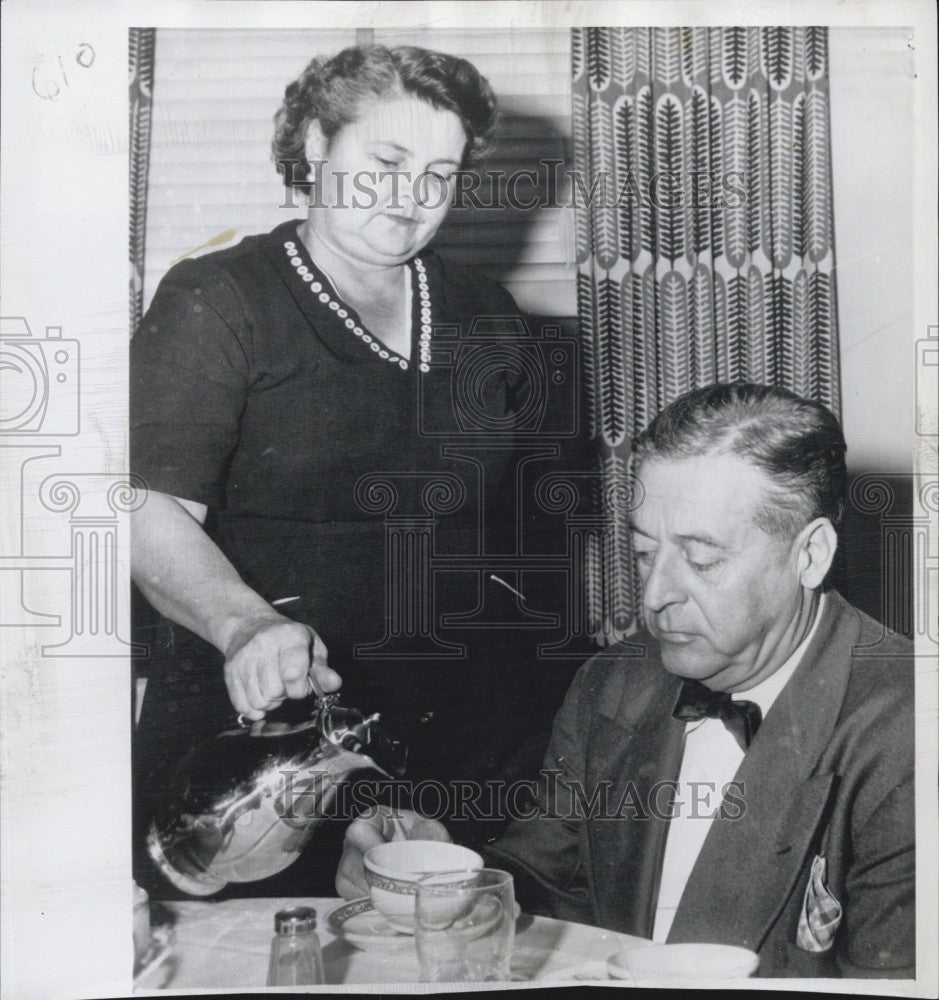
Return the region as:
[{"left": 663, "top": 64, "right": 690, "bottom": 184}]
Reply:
[
  {"left": 273, "top": 44, "right": 498, "bottom": 191},
  {"left": 632, "top": 383, "right": 848, "bottom": 537}
]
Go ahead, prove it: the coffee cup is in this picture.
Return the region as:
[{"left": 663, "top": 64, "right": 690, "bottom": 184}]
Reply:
[{"left": 363, "top": 840, "right": 483, "bottom": 934}]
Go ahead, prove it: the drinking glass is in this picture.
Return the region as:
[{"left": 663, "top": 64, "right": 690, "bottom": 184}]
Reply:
[{"left": 415, "top": 869, "right": 515, "bottom": 983}]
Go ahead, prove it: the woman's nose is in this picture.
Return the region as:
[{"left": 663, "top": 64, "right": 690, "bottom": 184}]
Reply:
[
  {"left": 376, "top": 169, "right": 413, "bottom": 212},
  {"left": 391, "top": 170, "right": 416, "bottom": 208}
]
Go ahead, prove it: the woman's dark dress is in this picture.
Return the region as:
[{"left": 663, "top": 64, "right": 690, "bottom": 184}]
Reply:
[{"left": 131, "top": 220, "right": 567, "bottom": 896}]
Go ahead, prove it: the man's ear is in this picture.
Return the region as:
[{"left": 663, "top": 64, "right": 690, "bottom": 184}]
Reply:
[
  {"left": 795, "top": 518, "right": 838, "bottom": 589},
  {"left": 303, "top": 120, "right": 327, "bottom": 178}
]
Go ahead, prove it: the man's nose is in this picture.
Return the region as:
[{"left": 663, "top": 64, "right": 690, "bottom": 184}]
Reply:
[{"left": 641, "top": 551, "right": 686, "bottom": 613}]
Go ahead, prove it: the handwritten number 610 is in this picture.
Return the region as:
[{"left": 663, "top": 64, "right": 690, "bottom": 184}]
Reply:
[{"left": 31, "top": 43, "right": 96, "bottom": 102}]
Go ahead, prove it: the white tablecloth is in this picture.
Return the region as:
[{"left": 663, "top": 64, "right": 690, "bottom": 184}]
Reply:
[{"left": 136, "top": 896, "right": 646, "bottom": 989}]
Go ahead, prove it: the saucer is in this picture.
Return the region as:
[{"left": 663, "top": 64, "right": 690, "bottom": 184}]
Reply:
[
  {"left": 327, "top": 898, "right": 412, "bottom": 951},
  {"left": 327, "top": 897, "right": 522, "bottom": 952}
]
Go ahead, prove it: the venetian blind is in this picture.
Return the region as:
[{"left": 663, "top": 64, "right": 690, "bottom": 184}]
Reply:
[{"left": 143, "top": 28, "right": 575, "bottom": 318}]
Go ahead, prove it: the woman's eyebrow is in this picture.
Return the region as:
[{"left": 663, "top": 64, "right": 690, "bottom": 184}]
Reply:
[
  {"left": 371, "top": 141, "right": 411, "bottom": 154},
  {"left": 370, "top": 140, "right": 460, "bottom": 168}
]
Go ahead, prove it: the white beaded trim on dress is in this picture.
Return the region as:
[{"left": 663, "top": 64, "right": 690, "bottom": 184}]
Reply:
[{"left": 283, "top": 239, "right": 431, "bottom": 372}]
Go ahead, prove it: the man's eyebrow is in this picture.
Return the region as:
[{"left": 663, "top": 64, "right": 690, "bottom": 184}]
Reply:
[
  {"left": 674, "top": 532, "right": 730, "bottom": 550},
  {"left": 628, "top": 524, "right": 729, "bottom": 551}
]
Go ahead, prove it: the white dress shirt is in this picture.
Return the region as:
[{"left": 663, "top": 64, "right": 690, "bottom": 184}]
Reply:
[{"left": 651, "top": 595, "right": 826, "bottom": 942}]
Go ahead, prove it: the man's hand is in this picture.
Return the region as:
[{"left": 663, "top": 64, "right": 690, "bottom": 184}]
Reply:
[
  {"left": 335, "top": 807, "right": 450, "bottom": 900},
  {"left": 223, "top": 614, "right": 340, "bottom": 721}
]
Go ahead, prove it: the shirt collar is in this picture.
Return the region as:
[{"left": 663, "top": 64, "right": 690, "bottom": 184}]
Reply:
[{"left": 732, "top": 592, "right": 827, "bottom": 716}]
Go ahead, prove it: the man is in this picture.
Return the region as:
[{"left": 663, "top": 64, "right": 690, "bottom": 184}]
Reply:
[{"left": 336, "top": 383, "right": 914, "bottom": 978}]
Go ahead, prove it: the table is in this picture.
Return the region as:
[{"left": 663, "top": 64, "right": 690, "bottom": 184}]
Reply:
[{"left": 136, "top": 897, "right": 646, "bottom": 989}]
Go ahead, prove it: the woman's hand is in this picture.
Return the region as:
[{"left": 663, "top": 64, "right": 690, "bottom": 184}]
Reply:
[
  {"left": 335, "top": 806, "right": 451, "bottom": 900},
  {"left": 131, "top": 491, "right": 343, "bottom": 720},
  {"left": 223, "top": 613, "right": 341, "bottom": 721}
]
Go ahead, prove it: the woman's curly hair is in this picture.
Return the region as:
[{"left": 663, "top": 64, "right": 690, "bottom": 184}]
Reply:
[{"left": 272, "top": 45, "right": 498, "bottom": 190}]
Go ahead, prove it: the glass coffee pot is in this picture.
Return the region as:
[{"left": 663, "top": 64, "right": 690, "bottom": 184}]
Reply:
[{"left": 147, "top": 692, "right": 406, "bottom": 895}]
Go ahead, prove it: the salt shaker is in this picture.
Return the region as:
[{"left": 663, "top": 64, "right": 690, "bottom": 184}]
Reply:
[{"left": 267, "top": 906, "right": 324, "bottom": 986}]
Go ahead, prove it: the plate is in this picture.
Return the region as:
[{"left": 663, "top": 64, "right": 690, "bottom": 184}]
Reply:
[
  {"left": 133, "top": 925, "right": 175, "bottom": 989},
  {"left": 327, "top": 898, "right": 522, "bottom": 952},
  {"left": 607, "top": 941, "right": 759, "bottom": 979}
]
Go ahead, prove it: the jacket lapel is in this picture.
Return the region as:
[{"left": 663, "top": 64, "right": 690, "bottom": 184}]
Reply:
[
  {"left": 584, "top": 655, "right": 685, "bottom": 937},
  {"left": 667, "top": 592, "right": 858, "bottom": 950}
]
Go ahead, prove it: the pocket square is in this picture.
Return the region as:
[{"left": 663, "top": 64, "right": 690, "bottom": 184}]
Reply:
[{"left": 796, "top": 855, "right": 843, "bottom": 953}]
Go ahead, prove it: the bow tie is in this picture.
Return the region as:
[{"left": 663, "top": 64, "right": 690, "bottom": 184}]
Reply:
[{"left": 672, "top": 679, "right": 763, "bottom": 751}]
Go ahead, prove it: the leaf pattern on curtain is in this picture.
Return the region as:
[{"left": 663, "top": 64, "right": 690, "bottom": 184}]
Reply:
[
  {"left": 130, "top": 28, "right": 156, "bottom": 337},
  {"left": 597, "top": 276, "right": 627, "bottom": 446},
  {"left": 572, "top": 26, "right": 841, "bottom": 642},
  {"left": 601, "top": 450, "right": 636, "bottom": 636}
]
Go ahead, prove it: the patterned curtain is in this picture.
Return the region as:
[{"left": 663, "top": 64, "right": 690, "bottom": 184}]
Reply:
[
  {"left": 130, "top": 28, "right": 156, "bottom": 336},
  {"left": 572, "top": 27, "right": 841, "bottom": 640}
]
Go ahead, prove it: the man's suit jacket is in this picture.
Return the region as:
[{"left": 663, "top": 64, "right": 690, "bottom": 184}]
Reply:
[{"left": 487, "top": 591, "right": 914, "bottom": 978}]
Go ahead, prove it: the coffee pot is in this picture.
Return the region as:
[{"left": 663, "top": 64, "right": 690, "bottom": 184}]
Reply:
[{"left": 147, "top": 693, "right": 407, "bottom": 895}]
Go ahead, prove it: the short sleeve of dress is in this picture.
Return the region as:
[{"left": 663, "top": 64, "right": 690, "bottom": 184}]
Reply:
[{"left": 131, "top": 260, "right": 251, "bottom": 509}]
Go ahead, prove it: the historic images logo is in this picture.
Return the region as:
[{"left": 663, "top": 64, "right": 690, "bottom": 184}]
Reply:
[
  {"left": 0, "top": 315, "right": 143, "bottom": 656},
  {"left": 417, "top": 316, "right": 578, "bottom": 440},
  {"left": 0, "top": 317, "right": 80, "bottom": 436}
]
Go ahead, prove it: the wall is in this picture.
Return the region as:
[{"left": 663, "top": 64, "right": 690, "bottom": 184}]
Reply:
[{"left": 829, "top": 28, "right": 915, "bottom": 474}]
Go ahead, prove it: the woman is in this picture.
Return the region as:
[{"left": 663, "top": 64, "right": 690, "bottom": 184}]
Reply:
[{"left": 131, "top": 45, "right": 555, "bottom": 896}]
